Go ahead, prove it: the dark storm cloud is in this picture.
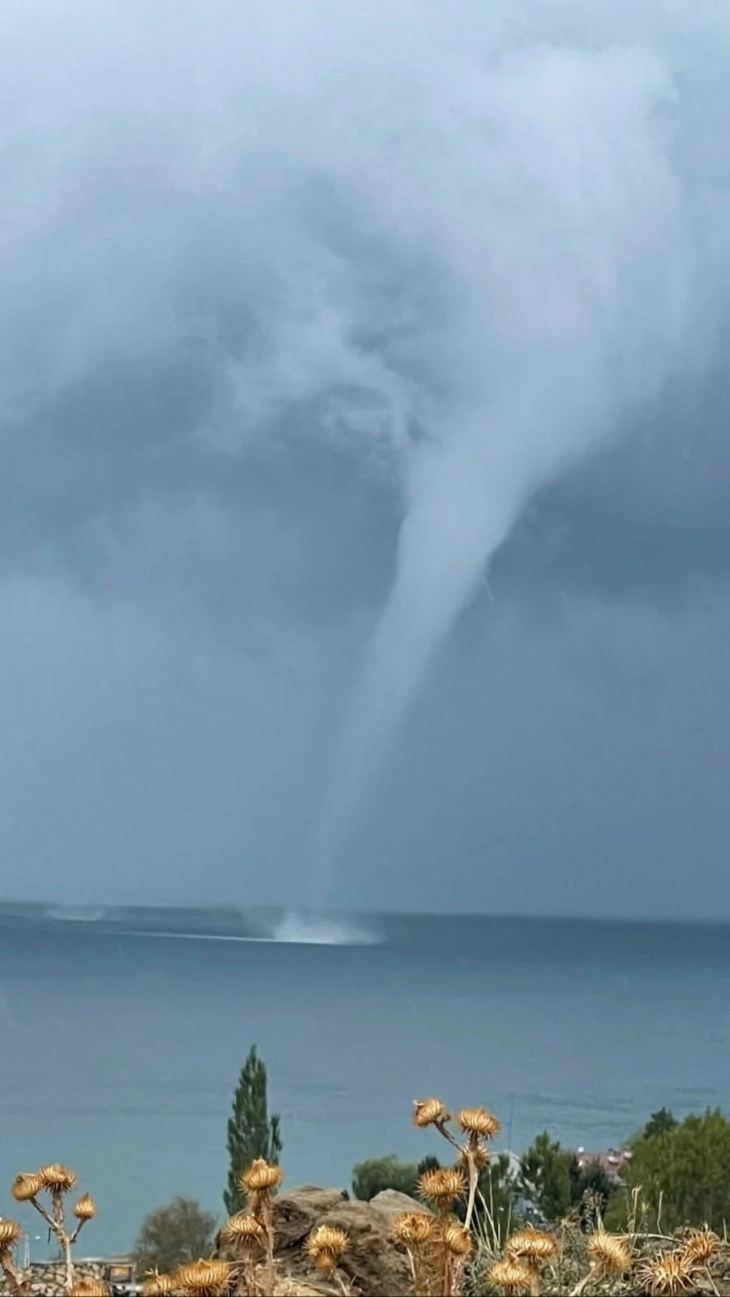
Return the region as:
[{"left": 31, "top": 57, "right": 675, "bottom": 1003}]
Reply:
[
  {"left": 1, "top": 0, "right": 730, "bottom": 913},
  {"left": 0, "top": 0, "right": 726, "bottom": 611}
]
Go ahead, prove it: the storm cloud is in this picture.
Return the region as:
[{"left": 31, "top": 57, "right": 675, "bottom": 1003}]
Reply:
[{"left": 0, "top": 0, "right": 729, "bottom": 917}]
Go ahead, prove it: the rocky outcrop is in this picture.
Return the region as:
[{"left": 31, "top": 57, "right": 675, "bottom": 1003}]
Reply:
[
  {"left": 274, "top": 1186, "right": 350, "bottom": 1252},
  {"left": 292, "top": 1197, "right": 412, "bottom": 1296},
  {"left": 369, "top": 1188, "right": 433, "bottom": 1222},
  {"left": 217, "top": 1184, "right": 432, "bottom": 1297}
]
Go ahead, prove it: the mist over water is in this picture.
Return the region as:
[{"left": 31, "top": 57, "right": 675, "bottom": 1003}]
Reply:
[
  {"left": 271, "top": 911, "right": 378, "bottom": 946},
  {"left": 312, "top": 47, "right": 691, "bottom": 901}
]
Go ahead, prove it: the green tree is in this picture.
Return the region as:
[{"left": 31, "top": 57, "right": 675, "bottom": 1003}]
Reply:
[
  {"left": 352, "top": 1150, "right": 519, "bottom": 1233},
  {"left": 133, "top": 1197, "right": 217, "bottom": 1277},
  {"left": 352, "top": 1155, "right": 420, "bottom": 1201},
  {"left": 519, "top": 1132, "right": 574, "bottom": 1222},
  {"left": 642, "top": 1107, "right": 678, "bottom": 1140},
  {"left": 224, "top": 1045, "right": 283, "bottom": 1215},
  {"left": 606, "top": 1108, "right": 730, "bottom": 1233}
]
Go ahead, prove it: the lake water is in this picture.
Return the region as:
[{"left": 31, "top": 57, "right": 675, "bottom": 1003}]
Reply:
[{"left": 0, "top": 913, "right": 728, "bottom": 1257}]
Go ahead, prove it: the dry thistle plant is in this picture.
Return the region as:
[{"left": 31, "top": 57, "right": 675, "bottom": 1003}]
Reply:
[
  {"left": 677, "top": 1227, "right": 720, "bottom": 1285},
  {"left": 413, "top": 1100, "right": 450, "bottom": 1130},
  {"left": 392, "top": 1211, "right": 437, "bottom": 1296},
  {"left": 630, "top": 1230, "right": 722, "bottom": 1297},
  {"left": 419, "top": 1168, "right": 468, "bottom": 1216},
  {"left": 418, "top": 1167, "right": 469, "bottom": 1296},
  {"left": 305, "top": 1224, "right": 351, "bottom": 1293},
  {"left": 8, "top": 1163, "right": 97, "bottom": 1293},
  {"left": 8, "top": 1178, "right": 41, "bottom": 1205},
  {"left": 636, "top": 1250, "right": 695, "bottom": 1296},
  {"left": 238, "top": 1159, "right": 283, "bottom": 1267},
  {"left": 444, "top": 1225, "right": 472, "bottom": 1261},
  {"left": 305, "top": 1224, "right": 348, "bottom": 1274},
  {"left": 568, "top": 1230, "right": 631, "bottom": 1295},
  {"left": 68, "top": 1278, "right": 110, "bottom": 1297},
  {"left": 394, "top": 1096, "right": 503, "bottom": 1295},
  {"left": 220, "top": 1212, "right": 266, "bottom": 1296},
  {"left": 216, "top": 1157, "right": 284, "bottom": 1294},
  {"left": 488, "top": 1256, "right": 534, "bottom": 1297},
  {"left": 141, "top": 1272, "right": 177, "bottom": 1296},
  {"left": 505, "top": 1227, "right": 559, "bottom": 1297},
  {"left": 173, "top": 1257, "right": 232, "bottom": 1296},
  {"left": 0, "top": 1218, "right": 25, "bottom": 1296},
  {"left": 412, "top": 1098, "right": 501, "bottom": 1232}
]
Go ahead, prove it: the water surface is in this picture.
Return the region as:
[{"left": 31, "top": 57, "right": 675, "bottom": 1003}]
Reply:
[{"left": 0, "top": 914, "right": 727, "bottom": 1256}]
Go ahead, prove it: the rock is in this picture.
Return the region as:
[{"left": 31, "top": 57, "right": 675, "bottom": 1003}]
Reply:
[
  {"left": 369, "top": 1189, "right": 433, "bottom": 1222},
  {"left": 308, "top": 1198, "right": 413, "bottom": 1297},
  {"left": 216, "top": 1185, "right": 429, "bottom": 1296},
  {"left": 274, "top": 1186, "right": 350, "bottom": 1252},
  {"left": 0, "top": 1262, "right": 106, "bottom": 1296},
  {"left": 271, "top": 1280, "right": 338, "bottom": 1297},
  {"left": 275, "top": 1188, "right": 428, "bottom": 1297},
  {"left": 216, "top": 1187, "right": 350, "bottom": 1261}
]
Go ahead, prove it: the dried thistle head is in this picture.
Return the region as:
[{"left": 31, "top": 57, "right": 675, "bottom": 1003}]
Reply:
[
  {"left": 506, "top": 1228, "right": 558, "bottom": 1269},
  {"left": 488, "top": 1257, "right": 534, "bottom": 1296},
  {"left": 239, "top": 1159, "right": 283, "bottom": 1195},
  {"left": 220, "top": 1212, "right": 265, "bottom": 1252},
  {"left": 587, "top": 1231, "right": 631, "bottom": 1276},
  {"left": 37, "top": 1163, "right": 77, "bottom": 1193},
  {"left": 68, "top": 1280, "right": 110, "bottom": 1297},
  {"left": 456, "top": 1106, "right": 501, "bottom": 1139},
  {"left": 443, "top": 1224, "right": 471, "bottom": 1258},
  {"left": 73, "top": 1193, "right": 97, "bottom": 1221},
  {"left": 174, "top": 1259, "right": 231, "bottom": 1296},
  {"left": 142, "top": 1274, "right": 176, "bottom": 1297},
  {"left": 637, "top": 1253, "right": 693, "bottom": 1296},
  {"left": 392, "top": 1212, "right": 434, "bottom": 1248},
  {"left": 679, "top": 1228, "right": 720, "bottom": 1269},
  {"left": 418, "top": 1166, "right": 466, "bottom": 1210},
  {"left": 305, "top": 1225, "right": 349, "bottom": 1273},
  {"left": 11, "top": 1172, "right": 42, "bottom": 1203},
  {"left": 412, "top": 1098, "right": 448, "bottom": 1128},
  {"left": 0, "top": 1220, "right": 22, "bottom": 1248}
]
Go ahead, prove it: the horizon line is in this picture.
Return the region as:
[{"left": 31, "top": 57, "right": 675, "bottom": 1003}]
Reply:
[{"left": 0, "top": 897, "right": 728, "bottom": 929}]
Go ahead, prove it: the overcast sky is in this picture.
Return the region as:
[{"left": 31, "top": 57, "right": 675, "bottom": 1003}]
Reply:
[{"left": 1, "top": 0, "right": 730, "bottom": 919}]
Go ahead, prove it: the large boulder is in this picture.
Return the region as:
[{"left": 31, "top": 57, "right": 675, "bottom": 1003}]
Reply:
[
  {"left": 301, "top": 1197, "right": 412, "bottom": 1296},
  {"left": 218, "top": 1185, "right": 429, "bottom": 1296},
  {"left": 274, "top": 1186, "right": 350, "bottom": 1252},
  {"left": 369, "top": 1188, "right": 433, "bottom": 1223}
]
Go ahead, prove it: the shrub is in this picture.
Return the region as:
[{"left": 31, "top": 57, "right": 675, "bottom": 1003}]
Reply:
[
  {"left": 606, "top": 1107, "right": 730, "bottom": 1234},
  {"left": 352, "top": 1154, "right": 420, "bottom": 1200},
  {"left": 132, "top": 1196, "right": 217, "bottom": 1278},
  {"left": 518, "top": 1133, "right": 574, "bottom": 1223}
]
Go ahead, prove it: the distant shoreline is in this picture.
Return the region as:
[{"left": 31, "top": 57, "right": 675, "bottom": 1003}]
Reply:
[{"left": 1, "top": 900, "right": 729, "bottom": 943}]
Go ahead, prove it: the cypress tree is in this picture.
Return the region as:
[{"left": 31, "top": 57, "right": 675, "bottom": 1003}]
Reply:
[{"left": 224, "top": 1045, "right": 283, "bottom": 1215}]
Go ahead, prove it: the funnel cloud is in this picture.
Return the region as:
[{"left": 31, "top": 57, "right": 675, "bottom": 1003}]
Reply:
[
  {"left": 0, "top": 1, "right": 729, "bottom": 917},
  {"left": 315, "top": 47, "right": 690, "bottom": 890}
]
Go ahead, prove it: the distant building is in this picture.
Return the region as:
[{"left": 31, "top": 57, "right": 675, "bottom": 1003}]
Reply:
[{"left": 575, "top": 1146, "right": 632, "bottom": 1185}]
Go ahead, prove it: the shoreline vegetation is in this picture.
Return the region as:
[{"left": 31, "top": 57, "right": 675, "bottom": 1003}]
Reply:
[{"left": 1, "top": 1050, "right": 729, "bottom": 1295}]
